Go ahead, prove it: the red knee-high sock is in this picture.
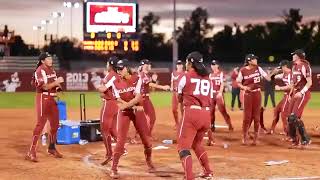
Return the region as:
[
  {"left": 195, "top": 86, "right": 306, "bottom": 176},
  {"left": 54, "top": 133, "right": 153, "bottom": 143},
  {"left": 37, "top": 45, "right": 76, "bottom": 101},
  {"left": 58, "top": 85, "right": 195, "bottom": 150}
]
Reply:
[
  {"left": 111, "top": 152, "right": 122, "bottom": 171},
  {"left": 181, "top": 155, "right": 193, "bottom": 180},
  {"left": 197, "top": 151, "right": 212, "bottom": 174}
]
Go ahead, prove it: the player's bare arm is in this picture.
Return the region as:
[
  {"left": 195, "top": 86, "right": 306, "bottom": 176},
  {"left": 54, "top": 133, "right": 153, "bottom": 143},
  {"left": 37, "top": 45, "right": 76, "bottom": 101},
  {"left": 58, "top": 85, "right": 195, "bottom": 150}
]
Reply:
[
  {"left": 43, "top": 77, "right": 64, "bottom": 90},
  {"left": 295, "top": 77, "right": 312, "bottom": 98},
  {"left": 149, "top": 82, "right": 170, "bottom": 91},
  {"left": 118, "top": 93, "right": 142, "bottom": 110}
]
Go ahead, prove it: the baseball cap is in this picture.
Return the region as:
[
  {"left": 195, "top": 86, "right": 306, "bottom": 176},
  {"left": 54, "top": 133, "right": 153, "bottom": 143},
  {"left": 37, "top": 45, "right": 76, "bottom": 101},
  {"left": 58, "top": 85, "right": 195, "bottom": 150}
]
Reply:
[
  {"left": 291, "top": 49, "right": 305, "bottom": 57},
  {"left": 211, "top": 59, "right": 219, "bottom": 65},
  {"left": 140, "top": 59, "right": 151, "bottom": 65},
  {"left": 107, "top": 56, "right": 118, "bottom": 66},
  {"left": 245, "top": 54, "right": 258, "bottom": 61},
  {"left": 186, "top": 51, "right": 203, "bottom": 63},
  {"left": 116, "top": 59, "right": 129, "bottom": 70},
  {"left": 38, "top": 52, "right": 52, "bottom": 61},
  {"left": 176, "top": 60, "right": 183, "bottom": 65}
]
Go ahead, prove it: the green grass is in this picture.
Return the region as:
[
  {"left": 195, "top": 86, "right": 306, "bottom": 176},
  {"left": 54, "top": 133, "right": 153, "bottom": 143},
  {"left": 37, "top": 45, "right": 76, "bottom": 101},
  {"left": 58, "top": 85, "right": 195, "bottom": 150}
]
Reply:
[{"left": 0, "top": 91, "right": 320, "bottom": 109}]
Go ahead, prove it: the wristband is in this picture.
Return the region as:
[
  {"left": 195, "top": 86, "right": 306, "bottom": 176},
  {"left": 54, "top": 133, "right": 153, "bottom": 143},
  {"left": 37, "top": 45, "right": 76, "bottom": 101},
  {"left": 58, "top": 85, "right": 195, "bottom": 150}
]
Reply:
[{"left": 300, "top": 86, "right": 308, "bottom": 95}]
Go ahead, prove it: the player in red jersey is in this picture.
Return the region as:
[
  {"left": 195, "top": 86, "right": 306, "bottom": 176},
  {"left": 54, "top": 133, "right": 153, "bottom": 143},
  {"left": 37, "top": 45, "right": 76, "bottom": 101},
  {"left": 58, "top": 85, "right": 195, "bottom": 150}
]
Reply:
[
  {"left": 109, "top": 59, "right": 155, "bottom": 178},
  {"left": 25, "top": 52, "right": 64, "bottom": 162},
  {"left": 268, "top": 60, "right": 292, "bottom": 135},
  {"left": 207, "top": 60, "right": 233, "bottom": 146},
  {"left": 171, "top": 60, "right": 185, "bottom": 129},
  {"left": 237, "top": 54, "right": 274, "bottom": 145},
  {"left": 96, "top": 56, "right": 119, "bottom": 166},
  {"left": 177, "top": 52, "right": 213, "bottom": 180},
  {"left": 287, "top": 49, "right": 312, "bottom": 147},
  {"left": 139, "top": 59, "right": 170, "bottom": 136}
]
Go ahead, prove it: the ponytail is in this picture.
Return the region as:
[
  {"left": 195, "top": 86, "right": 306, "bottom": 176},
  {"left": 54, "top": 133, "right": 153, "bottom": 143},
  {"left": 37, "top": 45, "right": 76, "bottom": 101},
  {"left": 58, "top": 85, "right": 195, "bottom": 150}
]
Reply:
[
  {"left": 192, "top": 61, "right": 209, "bottom": 77},
  {"left": 31, "top": 59, "right": 42, "bottom": 86}
]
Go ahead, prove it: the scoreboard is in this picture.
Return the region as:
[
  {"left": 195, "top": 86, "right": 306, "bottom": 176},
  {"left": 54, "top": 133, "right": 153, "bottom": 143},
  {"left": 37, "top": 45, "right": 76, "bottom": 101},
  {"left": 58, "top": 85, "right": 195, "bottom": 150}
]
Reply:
[{"left": 83, "top": 1, "right": 139, "bottom": 52}]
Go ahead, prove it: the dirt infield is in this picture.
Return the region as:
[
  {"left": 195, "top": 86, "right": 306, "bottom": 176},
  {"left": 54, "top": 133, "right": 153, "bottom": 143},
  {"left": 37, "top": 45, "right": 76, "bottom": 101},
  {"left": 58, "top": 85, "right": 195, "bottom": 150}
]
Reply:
[{"left": 1, "top": 107, "right": 320, "bottom": 180}]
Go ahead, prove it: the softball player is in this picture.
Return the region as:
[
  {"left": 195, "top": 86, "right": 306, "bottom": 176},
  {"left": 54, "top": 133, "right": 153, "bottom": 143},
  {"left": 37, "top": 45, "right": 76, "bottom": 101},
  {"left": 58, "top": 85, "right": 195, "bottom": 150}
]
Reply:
[
  {"left": 171, "top": 60, "right": 184, "bottom": 129},
  {"left": 237, "top": 54, "right": 273, "bottom": 145},
  {"left": 207, "top": 60, "right": 233, "bottom": 146},
  {"left": 287, "top": 49, "right": 312, "bottom": 147},
  {"left": 96, "top": 56, "right": 119, "bottom": 166},
  {"left": 110, "top": 59, "right": 155, "bottom": 178},
  {"left": 25, "top": 52, "right": 64, "bottom": 162},
  {"left": 139, "top": 59, "right": 170, "bottom": 135},
  {"left": 268, "top": 60, "right": 292, "bottom": 135},
  {"left": 177, "top": 51, "right": 213, "bottom": 180}
]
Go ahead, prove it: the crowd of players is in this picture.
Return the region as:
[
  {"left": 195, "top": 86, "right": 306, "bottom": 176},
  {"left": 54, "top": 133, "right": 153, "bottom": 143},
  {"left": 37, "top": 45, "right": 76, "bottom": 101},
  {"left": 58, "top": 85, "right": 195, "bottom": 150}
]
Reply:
[{"left": 25, "top": 49, "right": 314, "bottom": 179}]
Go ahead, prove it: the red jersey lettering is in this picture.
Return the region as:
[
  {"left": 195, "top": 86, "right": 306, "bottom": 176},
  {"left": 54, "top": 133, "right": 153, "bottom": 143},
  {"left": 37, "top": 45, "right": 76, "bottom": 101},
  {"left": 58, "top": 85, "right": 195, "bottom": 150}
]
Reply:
[
  {"left": 209, "top": 71, "right": 223, "bottom": 92},
  {"left": 237, "top": 66, "right": 267, "bottom": 90},
  {"left": 112, "top": 74, "right": 142, "bottom": 102},
  {"left": 178, "top": 70, "right": 212, "bottom": 107},
  {"left": 140, "top": 72, "right": 151, "bottom": 96},
  {"left": 34, "top": 64, "right": 57, "bottom": 93},
  {"left": 275, "top": 71, "right": 292, "bottom": 94},
  {"left": 101, "top": 70, "right": 118, "bottom": 100},
  {"left": 171, "top": 71, "right": 184, "bottom": 92},
  {"left": 291, "top": 61, "right": 312, "bottom": 91}
]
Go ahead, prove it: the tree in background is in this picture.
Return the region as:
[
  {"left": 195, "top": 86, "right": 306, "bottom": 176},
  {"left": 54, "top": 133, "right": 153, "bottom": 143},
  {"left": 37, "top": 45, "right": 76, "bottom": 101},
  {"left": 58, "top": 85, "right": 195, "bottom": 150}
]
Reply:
[
  {"left": 177, "top": 7, "right": 213, "bottom": 59},
  {"left": 136, "top": 12, "right": 171, "bottom": 61}
]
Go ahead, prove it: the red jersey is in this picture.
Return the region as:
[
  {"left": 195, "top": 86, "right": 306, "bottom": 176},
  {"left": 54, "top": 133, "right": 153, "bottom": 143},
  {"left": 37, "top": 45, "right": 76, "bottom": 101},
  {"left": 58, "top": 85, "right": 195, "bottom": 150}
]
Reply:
[
  {"left": 291, "top": 60, "right": 312, "bottom": 92},
  {"left": 171, "top": 71, "right": 184, "bottom": 92},
  {"left": 113, "top": 74, "right": 142, "bottom": 103},
  {"left": 178, "top": 70, "right": 213, "bottom": 107},
  {"left": 101, "top": 70, "right": 118, "bottom": 100},
  {"left": 237, "top": 66, "right": 267, "bottom": 90},
  {"left": 140, "top": 72, "right": 151, "bottom": 96},
  {"left": 34, "top": 64, "right": 58, "bottom": 94},
  {"left": 275, "top": 71, "right": 292, "bottom": 94},
  {"left": 231, "top": 70, "right": 239, "bottom": 88},
  {"left": 209, "top": 71, "right": 224, "bottom": 92}
]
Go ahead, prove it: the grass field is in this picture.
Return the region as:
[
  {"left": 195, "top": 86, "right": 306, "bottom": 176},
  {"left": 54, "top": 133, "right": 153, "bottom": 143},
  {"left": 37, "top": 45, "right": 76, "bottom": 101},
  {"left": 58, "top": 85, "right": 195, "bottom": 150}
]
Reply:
[{"left": 1, "top": 91, "right": 320, "bottom": 109}]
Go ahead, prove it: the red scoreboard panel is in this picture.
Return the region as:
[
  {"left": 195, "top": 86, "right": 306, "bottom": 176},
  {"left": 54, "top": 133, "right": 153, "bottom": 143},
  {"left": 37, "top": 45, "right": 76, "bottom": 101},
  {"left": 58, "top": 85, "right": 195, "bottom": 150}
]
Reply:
[{"left": 83, "top": 1, "right": 139, "bottom": 52}]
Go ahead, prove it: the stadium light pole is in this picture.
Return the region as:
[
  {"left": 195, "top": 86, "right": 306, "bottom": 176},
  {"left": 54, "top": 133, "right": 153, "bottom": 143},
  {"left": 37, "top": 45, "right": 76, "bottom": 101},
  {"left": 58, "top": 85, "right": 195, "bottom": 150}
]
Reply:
[
  {"left": 63, "top": 1, "right": 80, "bottom": 40},
  {"left": 41, "top": 19, "right": 53, "bottom": 45},
  {"left": 172, "top": 0, "right": 178, "bottom": 70},
  {"left": 51, "top": 12, "right": 64, "bottom": 40},
  {"left": 33, "top": 26, "right": 44, "bottom": 49}
]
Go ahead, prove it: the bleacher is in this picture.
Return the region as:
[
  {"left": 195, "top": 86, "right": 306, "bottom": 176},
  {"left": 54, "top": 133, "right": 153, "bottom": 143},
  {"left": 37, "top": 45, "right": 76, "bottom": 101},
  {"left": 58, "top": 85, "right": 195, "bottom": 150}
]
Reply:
[{"left": 0, "top": 56, "right": 60, "bottom": 72}]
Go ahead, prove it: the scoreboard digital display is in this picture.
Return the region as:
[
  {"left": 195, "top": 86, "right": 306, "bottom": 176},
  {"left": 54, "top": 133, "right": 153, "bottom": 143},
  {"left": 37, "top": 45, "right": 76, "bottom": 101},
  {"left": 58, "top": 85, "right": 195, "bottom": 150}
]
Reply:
[{"left": 83, "top": 1, "right": 139, "bottom": 52}]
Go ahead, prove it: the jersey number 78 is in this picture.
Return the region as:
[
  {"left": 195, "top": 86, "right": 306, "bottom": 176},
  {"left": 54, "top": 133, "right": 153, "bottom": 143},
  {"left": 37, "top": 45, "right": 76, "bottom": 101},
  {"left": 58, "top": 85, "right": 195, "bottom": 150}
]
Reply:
[{"left": 191, "top": 78, "right": 211, "bottom": 96}]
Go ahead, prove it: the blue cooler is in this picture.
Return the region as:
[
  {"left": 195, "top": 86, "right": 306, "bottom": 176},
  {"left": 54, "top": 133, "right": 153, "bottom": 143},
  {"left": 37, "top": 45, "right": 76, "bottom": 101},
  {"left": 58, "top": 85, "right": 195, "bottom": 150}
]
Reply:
[
  {"left": 57, "top": 100, "right": 67, "bottom": 121},
  {"left": 57, "top": 120, "right": 80, "bottom": 144}
]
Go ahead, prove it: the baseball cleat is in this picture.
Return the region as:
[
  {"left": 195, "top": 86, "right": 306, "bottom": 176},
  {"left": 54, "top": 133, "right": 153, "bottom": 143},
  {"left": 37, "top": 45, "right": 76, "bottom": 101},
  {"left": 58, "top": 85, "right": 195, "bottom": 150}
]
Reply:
[
  {"left": 101, "top": 156, "right": 112, "bottom": 166},
  {"left": 47, "top": 149, "right": 63, "bottom": 158},
  {"left": 198, "top": 172, "right": 214, "bottom": 180},
  {"left": 25, "top": 152, "right": 38, "bottom": 162},
  {"left": 109, "top": 170, "right": 120, "bottom": 179},
  {"left": 206, "top": 140, "right": 215, "bottom": 146},
  {"left": 300, "top": 140, "right": 312, "bottom": 149},
  {"left": 241, "top": 138, "right": 249, "bottom": 146},
  {"left": 122, "top": 149, "right": 128, "bottom": 156}
]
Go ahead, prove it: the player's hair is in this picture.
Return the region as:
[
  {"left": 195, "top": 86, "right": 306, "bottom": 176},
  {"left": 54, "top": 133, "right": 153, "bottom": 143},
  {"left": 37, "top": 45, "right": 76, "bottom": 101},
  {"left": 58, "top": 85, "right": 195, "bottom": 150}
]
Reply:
[
  {"left": 31, "top": 59, "right": 43, "bottom": 86},
  {"left": 191, "top": 61, "right": 209, "bottom": 77}
]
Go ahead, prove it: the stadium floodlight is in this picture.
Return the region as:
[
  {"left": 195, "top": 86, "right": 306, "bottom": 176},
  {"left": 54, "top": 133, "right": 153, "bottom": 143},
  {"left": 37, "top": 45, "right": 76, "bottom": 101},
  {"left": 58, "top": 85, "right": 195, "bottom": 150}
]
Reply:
[
  {"left": 63, "top": 1, "right": 80, "bottom": 39},
  {"left": 32, "top": 25, "right": 44, "bottom": 49},
  {"left": 51, "top": 12, "right": 64, "bottom": 39}
]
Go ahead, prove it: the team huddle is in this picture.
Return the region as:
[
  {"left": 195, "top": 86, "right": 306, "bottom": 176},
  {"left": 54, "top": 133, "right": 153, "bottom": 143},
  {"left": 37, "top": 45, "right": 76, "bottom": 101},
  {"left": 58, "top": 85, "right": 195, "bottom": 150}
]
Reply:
[{"left": 25, "top": 49, "right": 313, "bottom": 179}]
